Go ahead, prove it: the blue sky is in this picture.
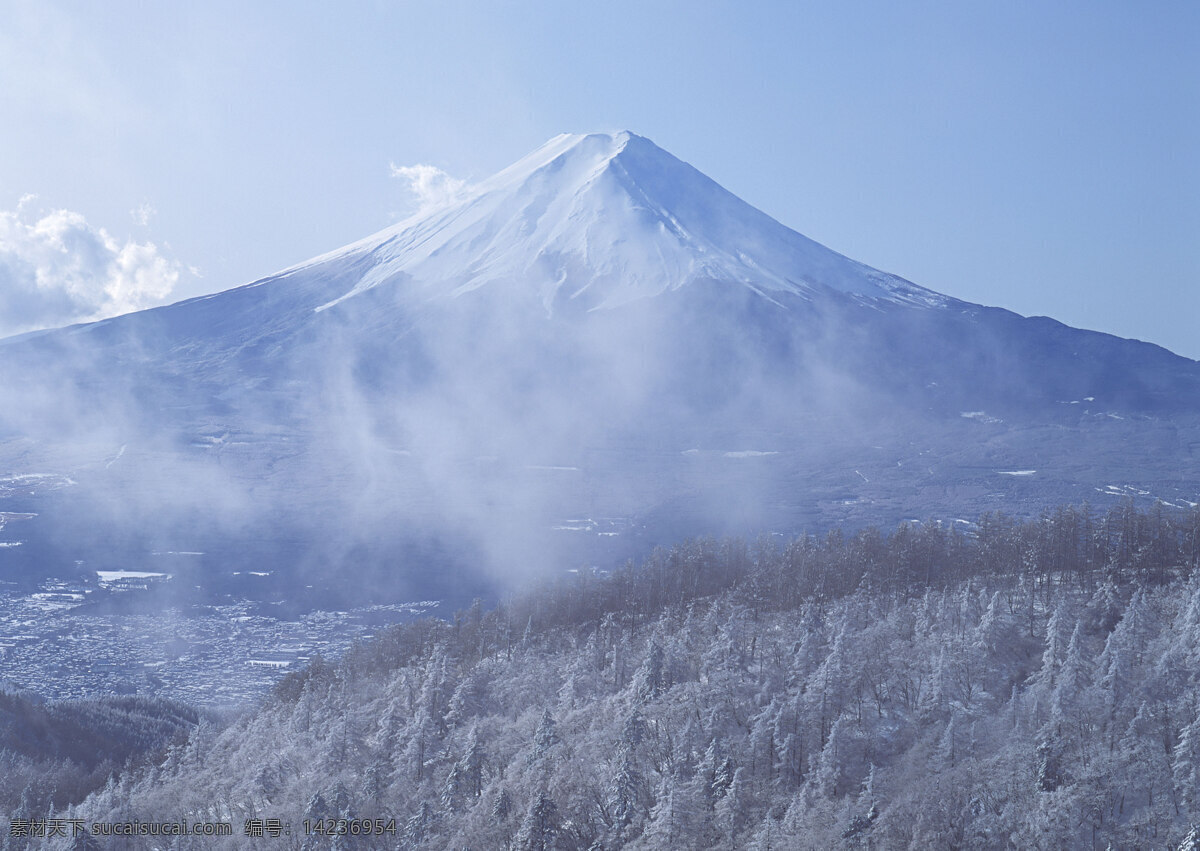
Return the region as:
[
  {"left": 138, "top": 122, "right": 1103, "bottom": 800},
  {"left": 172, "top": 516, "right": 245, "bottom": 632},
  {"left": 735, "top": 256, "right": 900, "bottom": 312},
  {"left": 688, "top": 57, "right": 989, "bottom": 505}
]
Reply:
[{"left": 1, "top": 1, "right": 1197, "bottom": 356}]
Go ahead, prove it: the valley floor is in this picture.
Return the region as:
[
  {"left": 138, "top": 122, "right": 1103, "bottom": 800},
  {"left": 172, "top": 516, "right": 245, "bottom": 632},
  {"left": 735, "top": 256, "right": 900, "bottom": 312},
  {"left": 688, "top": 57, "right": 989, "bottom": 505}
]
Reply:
[{"left": 0, "top": 579, "right": 437, "bottom": 707}]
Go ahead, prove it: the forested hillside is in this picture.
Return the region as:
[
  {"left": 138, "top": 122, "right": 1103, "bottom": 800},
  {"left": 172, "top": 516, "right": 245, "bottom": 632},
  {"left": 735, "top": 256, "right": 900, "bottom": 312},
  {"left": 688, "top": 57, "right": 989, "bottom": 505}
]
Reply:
[
  {"left": 0, "top": 693, "right": 202, "bottom": 821},
  {"left": 12, "top": 501, "right": 1200, "bottom": 849}
]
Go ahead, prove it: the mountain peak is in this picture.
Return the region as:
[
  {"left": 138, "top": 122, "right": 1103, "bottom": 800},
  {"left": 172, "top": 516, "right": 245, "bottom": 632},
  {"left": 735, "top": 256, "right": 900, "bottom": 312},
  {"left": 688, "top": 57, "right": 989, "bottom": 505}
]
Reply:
[
  {"left": 309, "top": 132, "right": 946, "bottom": 315},
  {"left": 485, "top": 131, "right": 639, "bottom": 185}
]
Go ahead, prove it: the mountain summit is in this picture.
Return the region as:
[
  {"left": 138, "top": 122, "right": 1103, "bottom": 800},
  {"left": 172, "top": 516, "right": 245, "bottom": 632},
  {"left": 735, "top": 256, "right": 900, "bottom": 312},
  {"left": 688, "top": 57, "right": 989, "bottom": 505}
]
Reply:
[
  {"left": 298, "top": 131, "right": 945, "bottom": 315},
  {"left": 1, "top": 132, "right": 1199, "bottom": 608}
]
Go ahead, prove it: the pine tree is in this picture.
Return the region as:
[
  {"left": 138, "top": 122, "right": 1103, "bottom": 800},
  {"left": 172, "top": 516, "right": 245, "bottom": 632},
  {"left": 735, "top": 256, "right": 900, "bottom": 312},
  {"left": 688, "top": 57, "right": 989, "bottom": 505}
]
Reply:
[
  {"left": 402, "top": 709, "right": 439, "bottom": 783},
  {"left": 713, "top": 766, "right": 750, "bottom": 847},
  {"left": 440, "top": 761, "right": 465, "bottom": 815},
  {"left": 491, "top": 788, "right": 513, "bottom": 823},
  {"left": 1035, "top": 737, "right": 1064, "bottom": 792},
  {"left": 1050, "top": 621, "right": 1093, "bottom": 749},
  {"left": 515, "top": 791, "right": 560, "bottom": 851},
  {"left": 855, "top": 764, "right": 882, "bottom": 830},
  {"left": 748, "top": 708, "right": 777, "bottom": 780},
  {"left": 461, "top": 722, "right": 487, "bottom": 799},
  {"left": 937, "top": 713, "right": 959, "bottom": 767},
  {"left": 632, "top": 639, "right": 666, "bottom": 699},
  {"left": 696, "top": 736, "right": 727, "bottom": 804},
  {"left": 745, "top": 812, "right": 780, "bottom": 851},
  {"left": 621, "top": 706, "right": 648, "bottom": 751},
  {"left": 642, "top": 779, "right": 704, "bottom": 848},
  {"left": 304, "top": 790, "right": 330, "bottom": 823},
  {"left": 1033, "top": 600, "right": 1069, "bottom": 693},
  {"left": 1118, "top": 702, "right": 1175, "bottom": 842},
  {"left": 445, "top": 670, "right": 486, "bottom": 728},
  {"left": 815, "top": 713, "right": 854, "bottom": 798},
  {"left": 606, "top": 745, "right": 650, "bottom": 837},
  {"left": 527, "top": 708, "right": 560, "bottom": 768},
  {"left": 403, "top": 800, "right": 435, "bottom": 847},
  {"left": 1174, "top": 710, "right": 1200, "bottom": 814},
  {"left": 775, "top": 730, "right": 804, "bottom": 788},
  {"left": 361, "top": 756, "right": 392, "bottom": 805}
]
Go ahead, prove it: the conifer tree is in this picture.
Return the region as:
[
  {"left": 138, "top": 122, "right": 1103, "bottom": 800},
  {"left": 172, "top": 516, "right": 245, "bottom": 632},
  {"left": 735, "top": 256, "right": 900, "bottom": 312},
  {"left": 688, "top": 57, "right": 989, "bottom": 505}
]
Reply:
[{"left": 515, "top": 791, "right": 560, "bottom": 851}]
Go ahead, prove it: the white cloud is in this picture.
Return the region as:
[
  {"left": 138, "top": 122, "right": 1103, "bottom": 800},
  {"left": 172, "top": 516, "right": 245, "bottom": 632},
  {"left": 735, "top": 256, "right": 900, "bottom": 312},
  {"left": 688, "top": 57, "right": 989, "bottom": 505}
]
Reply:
[
  {"left": 131, "top": 201, "right": 156, "bottom": 227},
  {"left": 0, "top": 201, "right": 179, "bottom": 338},
  {"left": 389, "top": 163, "right": 469, "bottom": 214}
]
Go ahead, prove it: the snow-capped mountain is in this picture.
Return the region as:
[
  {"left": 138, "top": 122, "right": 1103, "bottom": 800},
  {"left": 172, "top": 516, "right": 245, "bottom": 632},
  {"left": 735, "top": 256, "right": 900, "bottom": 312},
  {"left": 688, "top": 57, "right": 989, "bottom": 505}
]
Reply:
[
  {"left": 1, "top": 131, "right": 1198, "bottom": 607},
  {"left": 301, "top": 131, "right": 946, "bottom": 313}
]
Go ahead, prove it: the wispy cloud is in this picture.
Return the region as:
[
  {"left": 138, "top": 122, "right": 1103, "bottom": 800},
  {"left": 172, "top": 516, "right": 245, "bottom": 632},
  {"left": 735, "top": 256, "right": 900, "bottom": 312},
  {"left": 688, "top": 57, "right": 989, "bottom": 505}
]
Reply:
[
  {"left": 388, "top": 163, "right": 469, "bottom": 215},
  {"left": 130, "top": 201, "right": 156, "bottom": 227},
  {"left": 0, "top": 198, "right": 180, "bottom": 337}
]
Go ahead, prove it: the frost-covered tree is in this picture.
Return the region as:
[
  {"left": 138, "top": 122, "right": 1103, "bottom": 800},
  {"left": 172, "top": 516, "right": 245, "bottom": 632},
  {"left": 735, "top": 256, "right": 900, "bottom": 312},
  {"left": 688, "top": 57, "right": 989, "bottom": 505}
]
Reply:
[
  {"left": 528, "top": 708, "right": 560, "bottom": 769},
  {"left": 1174, "top": 709, "right": 1200, "bottom": 814},
  {"left": 515, "top": 790, "right": 560, "bottom": 851},
  {"left": 401, "top": 709, "right": 440, "bottom": 783},
  {"left": 402, "top": 800, "right": 435, "bottom": 847},
  {"left": 606, "top": 745, "right": 650, "bottom": 839}
]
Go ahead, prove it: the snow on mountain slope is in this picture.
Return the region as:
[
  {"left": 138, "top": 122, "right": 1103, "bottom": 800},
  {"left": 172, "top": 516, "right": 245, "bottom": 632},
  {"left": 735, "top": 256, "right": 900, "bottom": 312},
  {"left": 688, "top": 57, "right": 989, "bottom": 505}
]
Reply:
[{"left": 301, "top": 131, "right": 948, "bottom": 314}]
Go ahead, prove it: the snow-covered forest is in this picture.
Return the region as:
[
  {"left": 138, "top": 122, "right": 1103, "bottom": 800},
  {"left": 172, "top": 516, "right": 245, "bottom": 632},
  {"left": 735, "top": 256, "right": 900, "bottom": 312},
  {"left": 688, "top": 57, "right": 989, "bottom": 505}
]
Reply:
[{"left": 8, "top": 500, "right": 1200, "bottom": 849}]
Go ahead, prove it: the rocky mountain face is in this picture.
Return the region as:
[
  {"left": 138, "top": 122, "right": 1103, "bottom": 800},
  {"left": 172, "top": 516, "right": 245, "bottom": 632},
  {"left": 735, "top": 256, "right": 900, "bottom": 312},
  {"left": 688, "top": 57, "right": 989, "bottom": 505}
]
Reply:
[{"left": 1, "top": 131, "right": 1197, "bottom": 607}]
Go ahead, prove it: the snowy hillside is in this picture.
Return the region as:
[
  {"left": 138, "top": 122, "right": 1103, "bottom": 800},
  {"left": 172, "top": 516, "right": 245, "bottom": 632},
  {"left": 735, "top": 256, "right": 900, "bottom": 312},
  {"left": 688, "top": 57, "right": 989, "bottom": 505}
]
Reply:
[{"left": 52, "top": 503, "right": 1200, "bottom": 850}]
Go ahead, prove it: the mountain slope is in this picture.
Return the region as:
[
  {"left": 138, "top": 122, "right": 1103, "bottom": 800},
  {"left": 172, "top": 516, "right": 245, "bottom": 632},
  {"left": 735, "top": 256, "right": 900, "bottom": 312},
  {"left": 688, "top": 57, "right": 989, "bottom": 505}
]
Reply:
[{"left": 1, "top": 131, "right": 1198, "bottom": 609}]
